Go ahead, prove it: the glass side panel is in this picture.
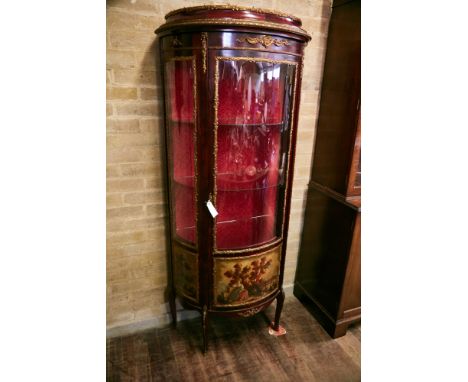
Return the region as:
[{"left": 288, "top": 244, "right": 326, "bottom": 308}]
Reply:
[
  {"left": 164, "top": 58, "right": 196, "bottom": 245},
  {"left": 215, "top": 58, "right": 296, "bottom": 250}
]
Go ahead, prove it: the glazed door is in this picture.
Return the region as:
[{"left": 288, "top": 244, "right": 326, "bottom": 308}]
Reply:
[{"left": 212, "top": 53, "right": 298, "bottom": 252}]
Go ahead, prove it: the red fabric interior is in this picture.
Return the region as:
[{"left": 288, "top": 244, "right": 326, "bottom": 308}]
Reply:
[
  {"left": 168, "top": 60, "right": 286, "bottom": 249},
  {"left": 215, "top": 61, "right": 284, "bottom": 249}
]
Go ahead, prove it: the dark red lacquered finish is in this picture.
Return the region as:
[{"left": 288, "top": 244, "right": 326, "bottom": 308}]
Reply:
[{"left": 156, "top": 5, "right": 310, "bottom": 353}]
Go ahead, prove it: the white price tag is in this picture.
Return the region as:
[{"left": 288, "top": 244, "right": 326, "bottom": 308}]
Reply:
[{"left": 206, "top": 200, "right": 218, "bottom": 218}]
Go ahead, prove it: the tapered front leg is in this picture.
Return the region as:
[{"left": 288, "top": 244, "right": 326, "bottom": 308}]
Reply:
[
  {"left": 273, "top": 289, "right": 285, "bottom": 331},
  {"left": 202, "top": 305, "right": 209, "bottom": 353}
]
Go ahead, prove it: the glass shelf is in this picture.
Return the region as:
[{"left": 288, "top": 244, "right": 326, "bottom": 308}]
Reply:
[
  {"left": 172, "top": 181, "right": 196, "bottom": 243},
  {"left": 216, "top": 214, "right": 277, "bottom": 249},
  {"left": 216, "top": 184, "right": 279, "bottom": 249},
  {"left": 174, "top": 225, "right": 196, "bottom": 245},
  {"left": 217, "top": 122, "right": 285, "bottom": 127},
  {"left": 216, "top": 179, "right": 282, "bottom": 192}
]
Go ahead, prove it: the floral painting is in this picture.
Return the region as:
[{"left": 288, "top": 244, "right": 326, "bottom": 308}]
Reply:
[
  {"left": 173, "top": 245, "right": 198, "bottom": 302},
  {"left": 214, "top": 247, "right": 281, "bottom": 306}
]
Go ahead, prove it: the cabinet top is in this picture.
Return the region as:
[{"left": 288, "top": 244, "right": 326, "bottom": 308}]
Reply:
[{"left": 155, "top": 4, "right": 311, "bottom": 40}]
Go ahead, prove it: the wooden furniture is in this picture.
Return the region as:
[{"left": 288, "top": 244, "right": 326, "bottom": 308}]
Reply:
[
  {"left": 293, "top": 0, "right": 361, "bottom": 338},
  {"left": 155, "top": 5, "right": 311, "bottom": 352}
]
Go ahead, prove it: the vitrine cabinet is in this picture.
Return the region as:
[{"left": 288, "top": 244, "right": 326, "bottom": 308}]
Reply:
[
  {"left": 155, "top": 5, "right": 311, "bottom": 352},
  {"left": 294, "top": 0, "right": 361, "bottom": 338}
]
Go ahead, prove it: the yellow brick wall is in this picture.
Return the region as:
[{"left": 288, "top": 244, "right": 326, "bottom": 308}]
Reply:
[{"left": 107, "top": 0, "right": 331, "bottom": 334}]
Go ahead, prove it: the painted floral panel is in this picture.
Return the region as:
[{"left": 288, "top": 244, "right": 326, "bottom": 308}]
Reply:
[
  {"left": 214, "top": 246, "right": 281, "bottom": 307},
  {"left": 173, "top": 245, "right": 198, "bottom": 302}
]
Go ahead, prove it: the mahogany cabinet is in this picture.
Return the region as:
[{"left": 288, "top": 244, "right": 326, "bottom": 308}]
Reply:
[
  {"left": 155, "top": 5, "right": 311, "bottom": 352},
  {"left": 293, "top": 0, "right": 361, "bottom": 338}
]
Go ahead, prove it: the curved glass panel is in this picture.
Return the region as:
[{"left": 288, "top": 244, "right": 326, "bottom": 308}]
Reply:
[
  {"left": 164, "top": 57, "right": 197, "bottom": 245},
  {"left": 215, "top": 58, "right": 296, "bottom": 250}
]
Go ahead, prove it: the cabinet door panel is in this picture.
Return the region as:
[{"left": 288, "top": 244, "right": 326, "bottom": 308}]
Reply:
[{"left": 214, "top": 56, "right": 296, "bottom": 250}]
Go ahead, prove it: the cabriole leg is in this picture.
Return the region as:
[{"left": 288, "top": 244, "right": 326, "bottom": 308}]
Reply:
[{"left": 273, "top": 289, "right": 285, "bottom": 331}]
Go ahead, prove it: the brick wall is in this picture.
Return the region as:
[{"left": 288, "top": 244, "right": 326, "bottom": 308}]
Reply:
[{"left": 107, "top": 0, "right": 331, "bottom": 335}]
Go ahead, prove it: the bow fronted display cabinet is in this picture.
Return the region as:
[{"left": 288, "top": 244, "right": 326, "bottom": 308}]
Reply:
[{"left": 155, "top": 5, "right": 311, "bottom": 352}]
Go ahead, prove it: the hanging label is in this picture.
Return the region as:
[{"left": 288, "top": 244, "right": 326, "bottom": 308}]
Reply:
[{"left": 206, "top": 200, "right": 218, "bottom": 218}]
